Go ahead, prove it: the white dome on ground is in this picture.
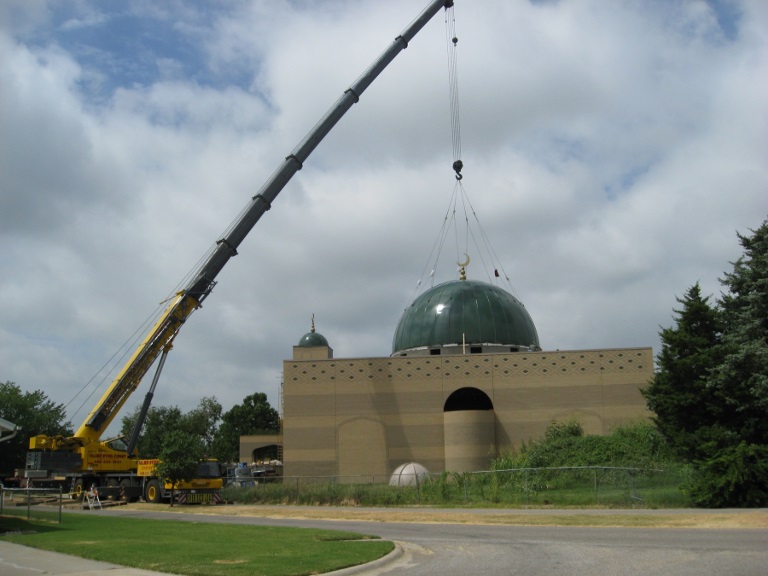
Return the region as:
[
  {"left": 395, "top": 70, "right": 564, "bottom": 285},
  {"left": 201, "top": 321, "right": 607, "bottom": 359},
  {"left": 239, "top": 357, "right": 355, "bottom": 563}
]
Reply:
[{"left": 389, "top": 462, "right": 430, "bottom": 487}]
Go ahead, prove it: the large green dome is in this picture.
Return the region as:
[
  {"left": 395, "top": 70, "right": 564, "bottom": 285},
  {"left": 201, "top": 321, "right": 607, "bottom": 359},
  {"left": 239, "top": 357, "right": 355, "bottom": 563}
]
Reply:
[{"left": 392, "top": 280, "right": 540, "bottom": 356}]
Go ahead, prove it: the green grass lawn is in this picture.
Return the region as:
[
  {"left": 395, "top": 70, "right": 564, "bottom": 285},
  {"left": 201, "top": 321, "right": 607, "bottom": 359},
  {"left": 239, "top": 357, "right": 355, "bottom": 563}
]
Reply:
[{"left": 0, "top": 513, "right": 394, "bottom": 576}]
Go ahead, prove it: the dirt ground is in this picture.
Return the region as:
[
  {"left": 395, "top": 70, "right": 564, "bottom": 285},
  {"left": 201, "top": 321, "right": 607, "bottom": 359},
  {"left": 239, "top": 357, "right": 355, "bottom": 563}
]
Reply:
[{"left": 116, "top": 502, "right": 768, "bottom": 530}]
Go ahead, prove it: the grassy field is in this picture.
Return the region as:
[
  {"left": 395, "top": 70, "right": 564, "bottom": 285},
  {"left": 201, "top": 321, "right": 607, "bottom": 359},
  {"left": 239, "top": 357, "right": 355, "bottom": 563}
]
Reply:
[{"left": 0, "top": 513, "right": 394, "bottom": 576}]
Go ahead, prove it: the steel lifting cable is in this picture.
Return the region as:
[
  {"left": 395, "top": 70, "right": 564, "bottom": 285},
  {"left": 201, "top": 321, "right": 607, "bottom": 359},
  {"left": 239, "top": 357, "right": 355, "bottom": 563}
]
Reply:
[
  {"left": 445, "top": 3, "right": 467, "bottom": 270},
  {"left": 445, "top": 4, "right": 462, "bottom": 181},
  {"left": 405, "top": 3, "right": 467, "bottom": 307},
  {"left": 406, "top": 185, "right": 459, "bottom": 306},
  {"left": 444, "top": 8, "right": 515, "bottom": 288}
]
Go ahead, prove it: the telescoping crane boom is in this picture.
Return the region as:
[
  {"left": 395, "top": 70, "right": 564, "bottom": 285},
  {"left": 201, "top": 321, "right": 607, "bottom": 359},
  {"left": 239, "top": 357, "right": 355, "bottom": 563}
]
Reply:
[{"left": 27, "top": 0, "right": 455, "bottom": 499}]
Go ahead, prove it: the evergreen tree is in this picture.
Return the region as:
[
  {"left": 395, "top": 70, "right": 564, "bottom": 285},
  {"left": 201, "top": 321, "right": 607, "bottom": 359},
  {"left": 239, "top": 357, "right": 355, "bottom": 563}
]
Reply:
[
  {"left": 644, "top": 219, "right": 768, "bottom": 506},
  {"left": 694, "top": 221, "right": 768, "bottom": 506},
  {"left": 643, "top": 284, "right": 724, "bottom": 460},
  {"left": 712, "top": 222, "right": 768, "bottom": 440}
]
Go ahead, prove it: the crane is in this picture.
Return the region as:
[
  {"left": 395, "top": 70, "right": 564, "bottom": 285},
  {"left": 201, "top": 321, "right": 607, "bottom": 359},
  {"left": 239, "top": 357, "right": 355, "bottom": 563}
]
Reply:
[{"left": 25, "top": 0, "right": 455, "bottom": 502}]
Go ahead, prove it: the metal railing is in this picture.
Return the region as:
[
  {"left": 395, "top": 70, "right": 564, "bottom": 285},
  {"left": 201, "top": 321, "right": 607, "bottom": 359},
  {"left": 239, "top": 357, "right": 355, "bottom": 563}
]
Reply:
[{"left": 1, "top": 485, "right": 64, "bottom": 523}]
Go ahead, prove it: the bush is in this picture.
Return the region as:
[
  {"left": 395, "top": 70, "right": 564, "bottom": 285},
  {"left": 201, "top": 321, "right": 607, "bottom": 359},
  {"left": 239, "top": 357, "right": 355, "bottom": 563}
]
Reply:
[
  {"left": 492, "top": 420, "right": 674, "bottom": 471},
  {"left": 218, "top": 422, "right": 688, "bottom": 508},
  {"left": 688, "top": 442, "right": 768, "bottom": 507}
]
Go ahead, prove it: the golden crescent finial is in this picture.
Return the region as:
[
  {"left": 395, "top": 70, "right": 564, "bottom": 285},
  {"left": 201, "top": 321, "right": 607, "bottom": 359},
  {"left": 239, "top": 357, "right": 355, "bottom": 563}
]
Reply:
[{"left": 458, "top": 253, "right": 469, "bottom": 281}]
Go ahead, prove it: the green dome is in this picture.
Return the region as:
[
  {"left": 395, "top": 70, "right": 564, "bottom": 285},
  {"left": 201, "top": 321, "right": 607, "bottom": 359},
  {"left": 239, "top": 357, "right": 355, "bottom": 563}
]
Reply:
[
  {"left": 392, "top": 280, "right": 539, "bottom": 355},
  {"left": 298, "top": 331, "right": 329, "bottom": 347}
]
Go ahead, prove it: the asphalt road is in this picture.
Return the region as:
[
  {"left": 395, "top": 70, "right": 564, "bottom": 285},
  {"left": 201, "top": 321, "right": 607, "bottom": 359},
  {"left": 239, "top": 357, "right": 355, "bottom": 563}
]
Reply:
[{"left": 2, "top": 507, "right": 766, "bottom": 576}]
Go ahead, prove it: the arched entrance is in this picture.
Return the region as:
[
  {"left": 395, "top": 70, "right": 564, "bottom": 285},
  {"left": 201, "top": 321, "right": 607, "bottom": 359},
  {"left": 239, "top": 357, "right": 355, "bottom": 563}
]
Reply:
[{"left": 443, "top": 387, "right": 496, "bottom": 472}]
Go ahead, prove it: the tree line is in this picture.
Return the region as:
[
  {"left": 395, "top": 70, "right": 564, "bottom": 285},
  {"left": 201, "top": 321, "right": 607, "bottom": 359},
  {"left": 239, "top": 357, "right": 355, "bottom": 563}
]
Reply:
[
  {"left": 643, "top": 218, "right": 768, "bottom": 506},
  {"left": 0, "top": 386, "right": 279, "bottom": 478}
]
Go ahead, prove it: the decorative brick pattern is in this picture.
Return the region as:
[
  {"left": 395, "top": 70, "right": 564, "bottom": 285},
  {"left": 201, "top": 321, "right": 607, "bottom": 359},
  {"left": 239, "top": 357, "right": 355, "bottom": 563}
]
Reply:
[{"left": 287, "top": 349, "right": 647, "bottom": 384}]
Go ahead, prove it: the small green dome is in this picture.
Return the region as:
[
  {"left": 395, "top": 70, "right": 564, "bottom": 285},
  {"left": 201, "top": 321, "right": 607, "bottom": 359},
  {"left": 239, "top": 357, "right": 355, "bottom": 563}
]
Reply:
[
  {"left": 392, "top": 280, "right": 539, "bottom": 355},
  {"left": 298, "top": 331, "right": 329, "bottom": 347}
]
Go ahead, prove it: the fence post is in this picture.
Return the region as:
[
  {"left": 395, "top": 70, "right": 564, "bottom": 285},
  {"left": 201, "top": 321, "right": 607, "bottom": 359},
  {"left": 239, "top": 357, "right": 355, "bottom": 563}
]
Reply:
[
  {"left": 59, "top": 485, "right": 63, "bottom": 524},
  {"left": 525, "top": 469, "right": 530, "bottom": 504},
  {"left": 26, "top": 488, "right": 31, "bottom": 520},
  {"left": 593, "top": 468, "right": 598, "bottom": 503}
]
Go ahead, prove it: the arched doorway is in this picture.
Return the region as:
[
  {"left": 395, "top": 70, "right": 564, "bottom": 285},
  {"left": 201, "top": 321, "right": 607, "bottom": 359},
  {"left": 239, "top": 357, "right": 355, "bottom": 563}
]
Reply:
[{"left": 443, "top": 387, "right": 496, "bottom": 472}]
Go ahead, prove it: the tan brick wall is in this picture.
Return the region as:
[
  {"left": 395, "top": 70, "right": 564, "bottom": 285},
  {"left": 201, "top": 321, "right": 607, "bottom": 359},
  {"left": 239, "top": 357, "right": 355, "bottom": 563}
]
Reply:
[{"left": 282, "top": 348, "right": 653, "bottom": 480}]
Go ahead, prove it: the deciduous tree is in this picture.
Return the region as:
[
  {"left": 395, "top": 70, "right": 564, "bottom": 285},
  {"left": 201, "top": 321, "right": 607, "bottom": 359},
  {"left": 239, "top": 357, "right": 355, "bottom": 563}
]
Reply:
[
  {"left": 121, "top": 405, "right": 183, "bottom": 459},
  {"left": 121, "top": 397, "right": 223, "bottom": 459},
  {"left": 179, "top": 397, "right": 222, "bottom": 454},
  {"left": 212, "top": 393, "right": 279, "bottom": 463},
  {"left": 154, "top": 430, "right": 204, "bottom": 507},
  {"left": 0, "top": 381, "right": 72, "bottom": 475}
]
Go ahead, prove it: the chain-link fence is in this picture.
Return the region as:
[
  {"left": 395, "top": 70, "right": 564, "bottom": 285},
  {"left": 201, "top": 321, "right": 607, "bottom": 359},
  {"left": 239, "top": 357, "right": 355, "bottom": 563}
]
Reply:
[
  {"left": 1, "top": 485, "right": 64, "bottom": 523},
  {"left": 222, "top": 466, "right": 689, "bottom": 507}
]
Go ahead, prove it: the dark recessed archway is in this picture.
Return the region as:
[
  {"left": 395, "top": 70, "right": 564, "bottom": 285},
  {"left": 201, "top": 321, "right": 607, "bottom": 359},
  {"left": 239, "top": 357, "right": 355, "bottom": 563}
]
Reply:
[
  {"left": 251, "top": 444, "right": 279, "bottom": 462},
  {"left": 444, "top": 387, "right": 493, "bottom": 412}
]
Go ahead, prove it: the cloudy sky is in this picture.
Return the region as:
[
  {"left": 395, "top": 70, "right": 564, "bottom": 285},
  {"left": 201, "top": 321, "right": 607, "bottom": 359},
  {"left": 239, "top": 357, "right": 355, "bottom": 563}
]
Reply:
[{"left": 1, "top": 0, "right": 766, "bottom": 435}]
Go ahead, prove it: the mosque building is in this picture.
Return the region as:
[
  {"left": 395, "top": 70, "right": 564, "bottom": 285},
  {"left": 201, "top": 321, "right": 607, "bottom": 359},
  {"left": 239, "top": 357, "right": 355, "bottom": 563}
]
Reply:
[
  {"left": 241, "top": 261, "right": 653, "bottom": 481},
  {"left": 239, "top": 7, "right": 653, "bottom": 480}
]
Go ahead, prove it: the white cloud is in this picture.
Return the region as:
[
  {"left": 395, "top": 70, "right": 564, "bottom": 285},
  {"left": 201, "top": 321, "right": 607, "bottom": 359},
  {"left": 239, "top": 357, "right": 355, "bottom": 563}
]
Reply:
[{"left": 1, "top": 0, "right": 766, "bottom": 435}]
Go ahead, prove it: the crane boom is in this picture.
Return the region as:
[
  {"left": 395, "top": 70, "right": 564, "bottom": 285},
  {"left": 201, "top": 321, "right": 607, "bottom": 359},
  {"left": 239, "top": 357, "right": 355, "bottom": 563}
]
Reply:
[{"left": 53, "top": 0, "right": 454, "bottom": 446}]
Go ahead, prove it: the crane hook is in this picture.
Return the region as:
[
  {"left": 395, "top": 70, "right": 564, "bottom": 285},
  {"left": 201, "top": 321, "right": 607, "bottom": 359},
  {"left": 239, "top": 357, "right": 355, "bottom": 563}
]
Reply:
[{"left": 452, "top": 159, "right": 463, "bottom": 180}]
